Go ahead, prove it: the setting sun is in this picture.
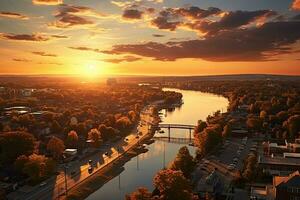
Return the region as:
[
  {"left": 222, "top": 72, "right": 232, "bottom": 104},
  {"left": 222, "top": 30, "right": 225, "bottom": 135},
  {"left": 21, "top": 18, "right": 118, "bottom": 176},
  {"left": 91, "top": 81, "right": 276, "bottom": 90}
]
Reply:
[{"left": 81, "top": 64, "right": 101, "bottom": 79}]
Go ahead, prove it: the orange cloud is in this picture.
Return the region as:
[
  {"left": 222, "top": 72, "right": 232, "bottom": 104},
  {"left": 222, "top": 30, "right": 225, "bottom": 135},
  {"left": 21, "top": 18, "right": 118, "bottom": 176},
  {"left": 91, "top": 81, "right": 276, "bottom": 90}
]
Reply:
[
  {"left": 102, "top": 56, "right": 142, "bottom": 63},
  {"left": 0, "top": 32, "right": 68, "bottom": 42},
  {"left": 32, "top": 51, "right": 57, "bottom": 57},
  {"left": 12, "top": 58, "right": 32, "bottom": 62},
  {"left": 0, "top": 12, "right": 29, "bottom": 20},
  {"left": 69, "top": 46, "right": 102, "bottom": 53},
  {"left": 49, "top": 4, "right": 107, "bottom": 29},
  {"left": 32, "top": 0, "right": 63, "bottom": 5},
  {"left": 122, "top": 9, "right": 144, "bottom": 19},
  {"left": 292, "top": 0, "right": 300, "bottom": 10},
  {"left": 103, "top": 20, "right": 300, "bottom": 62}
]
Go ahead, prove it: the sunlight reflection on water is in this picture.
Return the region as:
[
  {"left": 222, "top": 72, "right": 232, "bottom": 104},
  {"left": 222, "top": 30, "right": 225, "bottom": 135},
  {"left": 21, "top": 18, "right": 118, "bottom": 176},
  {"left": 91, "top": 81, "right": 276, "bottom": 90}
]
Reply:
[{"left": 86, "top": 88, "right": 228, "bottom": 200}]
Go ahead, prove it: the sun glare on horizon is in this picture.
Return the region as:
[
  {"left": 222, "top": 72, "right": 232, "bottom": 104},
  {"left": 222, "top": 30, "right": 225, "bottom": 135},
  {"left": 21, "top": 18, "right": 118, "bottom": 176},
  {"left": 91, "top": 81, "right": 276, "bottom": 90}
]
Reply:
[{"left": 81, "top": 64, "right": 103, "bottom": 79}]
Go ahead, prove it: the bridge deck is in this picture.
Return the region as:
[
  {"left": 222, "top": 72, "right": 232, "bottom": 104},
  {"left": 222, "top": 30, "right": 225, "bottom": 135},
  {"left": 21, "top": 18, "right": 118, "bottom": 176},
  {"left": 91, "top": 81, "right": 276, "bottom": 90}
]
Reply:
[{"left": 158, "top": 123, "right": 196, "bottom": 129}]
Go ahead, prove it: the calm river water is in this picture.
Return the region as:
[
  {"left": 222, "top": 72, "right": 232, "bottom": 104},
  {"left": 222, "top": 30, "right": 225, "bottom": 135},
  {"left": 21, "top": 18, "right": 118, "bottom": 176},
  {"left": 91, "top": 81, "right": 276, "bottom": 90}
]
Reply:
[{"left": 86, "top": 88, "right": 229, "bottom": 200}]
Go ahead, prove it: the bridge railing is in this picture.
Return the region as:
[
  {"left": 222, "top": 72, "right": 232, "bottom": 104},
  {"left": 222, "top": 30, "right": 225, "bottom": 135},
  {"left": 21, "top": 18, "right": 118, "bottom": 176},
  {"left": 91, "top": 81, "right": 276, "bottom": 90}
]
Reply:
[{"left": 158, "top": 124, "right": 196, "bottom": 129}]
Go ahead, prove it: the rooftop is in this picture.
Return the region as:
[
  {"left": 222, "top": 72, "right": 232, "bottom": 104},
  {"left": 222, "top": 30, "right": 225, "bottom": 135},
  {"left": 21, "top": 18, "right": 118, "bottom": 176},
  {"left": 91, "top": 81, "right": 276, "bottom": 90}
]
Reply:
[
  {"left": 274, "top": 171, "right": 300, "bottom": 188},
  {"left": 259, "top": 156, "right": 300, "bottom": 166}
]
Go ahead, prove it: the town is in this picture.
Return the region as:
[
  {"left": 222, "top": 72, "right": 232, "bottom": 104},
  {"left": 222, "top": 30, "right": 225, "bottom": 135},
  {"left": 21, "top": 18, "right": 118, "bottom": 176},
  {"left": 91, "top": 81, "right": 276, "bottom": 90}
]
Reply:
[{"left": 0, "top": 76, "right": 299, "bottom": 200}]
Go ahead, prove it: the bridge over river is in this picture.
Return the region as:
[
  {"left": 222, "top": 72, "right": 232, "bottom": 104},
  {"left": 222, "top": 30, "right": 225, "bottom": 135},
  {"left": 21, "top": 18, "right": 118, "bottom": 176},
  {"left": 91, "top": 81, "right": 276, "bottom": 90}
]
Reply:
[{"left": 154, "top": 123, "right": 196, "bottom": 143}]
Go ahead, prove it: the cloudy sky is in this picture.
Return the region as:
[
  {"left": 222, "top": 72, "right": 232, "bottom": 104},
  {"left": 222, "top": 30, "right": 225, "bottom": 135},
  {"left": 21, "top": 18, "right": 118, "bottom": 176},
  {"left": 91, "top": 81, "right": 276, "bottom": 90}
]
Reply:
[{"left": 0, "top": 0, "right": 300, "bottom": 76}]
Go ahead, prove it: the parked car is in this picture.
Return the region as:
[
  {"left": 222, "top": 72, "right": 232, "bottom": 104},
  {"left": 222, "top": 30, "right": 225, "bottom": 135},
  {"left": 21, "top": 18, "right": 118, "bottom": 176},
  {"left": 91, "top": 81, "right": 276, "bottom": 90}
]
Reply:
[{"left": 39, "top": 182, "right": 47, "bottom": 187}]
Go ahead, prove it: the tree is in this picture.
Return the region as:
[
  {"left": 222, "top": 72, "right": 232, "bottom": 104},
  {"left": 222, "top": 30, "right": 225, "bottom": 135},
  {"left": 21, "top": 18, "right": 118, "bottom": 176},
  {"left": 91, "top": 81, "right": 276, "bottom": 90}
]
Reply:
[
  {"left": 222, "top": 124, "right": 232, "bottom": 137},
  {"left": 66, "top": 130, "right": 78, "bottom": 148},
  {"left": 153, "top": 169, "right": 197, "bottom": 200},
  {"left": 242, "top": 154, "right": 257, "bottom": 182},
  {"left": 194, "top": 127, "right": 222, "bottom": 156},
  {"left": 23, "top": 154, "right": 56, "bottom": 183},
  {"left": 246, "top": 117, "right": 262, "bottom": 131},
  {"left": 125, "top": 187, "right": 152, "bottom": 200},
  {"left": 47, "top": 136, "right": 65, "bottom": 160},
  {"left": 88, "top": 128, "right": 101, "bottom": 147},
  {"left": 128, "top": 110, "right": 137, "bottom": 122},
  {"left": 169, "top": 146, "right": 195, "bottom": 178},
  {"left": 98, "top": 124, "right": 119, "bottom": 141},
  {"left": 115, "top": 116, "right": 132, "bottom": 132},
  {"left": 285, "top": 115, "right": 300, "bottom": 138},
  {"left": 194, "top": 120, "right": 207, "bottom": 134},
  {"left": 14, "top": 155, "right": 29, "bottom": 173},
  {"left": 259, "top": 110, "right": 267, "bottom": 120},
  {"left": 52, "top": 120, "right": 62, "bottom": 134},
  {"left": 0, "top": 131, "right": 36, "bottom": 163}
]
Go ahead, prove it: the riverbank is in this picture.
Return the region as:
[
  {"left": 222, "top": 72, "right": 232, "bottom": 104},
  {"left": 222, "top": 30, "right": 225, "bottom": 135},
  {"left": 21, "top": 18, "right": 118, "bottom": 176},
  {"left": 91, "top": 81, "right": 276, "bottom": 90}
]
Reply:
[
  {"left": 63, "top": 105, "right": 160, "bottom": 200},
  {"left": 65, "top": 147, "right": 150, "bottom": 200},
  {"left": 68, "top": 88, "right": 228, "bottom": 200}
]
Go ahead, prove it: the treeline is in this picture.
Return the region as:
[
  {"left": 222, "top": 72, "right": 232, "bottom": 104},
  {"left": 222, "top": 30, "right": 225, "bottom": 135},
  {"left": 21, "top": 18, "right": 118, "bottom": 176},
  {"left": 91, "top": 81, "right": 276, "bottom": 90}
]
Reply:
[
  {"left": 0, "top": 83, "right": 183, "bottom": 186},
  {"left": 164, "top": 80, "right": 300, "bottom": 140}
]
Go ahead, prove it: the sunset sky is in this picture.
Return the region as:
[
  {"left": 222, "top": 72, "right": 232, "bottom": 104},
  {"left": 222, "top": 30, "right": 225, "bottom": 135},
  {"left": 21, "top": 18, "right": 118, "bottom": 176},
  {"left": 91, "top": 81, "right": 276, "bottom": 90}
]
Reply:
[{"left": 0, "top": 0, "right": 300, "bottom": 76}]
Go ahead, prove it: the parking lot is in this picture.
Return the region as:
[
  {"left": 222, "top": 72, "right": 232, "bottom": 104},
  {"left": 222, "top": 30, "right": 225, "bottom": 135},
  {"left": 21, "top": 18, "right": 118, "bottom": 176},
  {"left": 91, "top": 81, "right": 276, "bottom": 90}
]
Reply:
[
  {"left": 193, "top": 136, "right": 258, "bottom": 186},
  {"left": 215, "top": 137, "right": 255, "bottom": 171}
]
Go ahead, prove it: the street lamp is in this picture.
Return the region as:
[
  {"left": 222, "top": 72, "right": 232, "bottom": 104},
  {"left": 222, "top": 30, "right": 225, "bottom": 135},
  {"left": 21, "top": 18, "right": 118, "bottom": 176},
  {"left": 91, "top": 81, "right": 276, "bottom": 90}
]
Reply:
[{"left": 62, "top": 155, "right": 68, "bottom": 197}]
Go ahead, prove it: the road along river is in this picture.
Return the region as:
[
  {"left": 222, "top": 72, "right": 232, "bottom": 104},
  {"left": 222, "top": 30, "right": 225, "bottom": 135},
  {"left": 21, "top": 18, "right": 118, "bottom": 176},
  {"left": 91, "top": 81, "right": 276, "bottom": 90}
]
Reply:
[{"left": 86, "top": 88, "right": 229, "bottom": 200}]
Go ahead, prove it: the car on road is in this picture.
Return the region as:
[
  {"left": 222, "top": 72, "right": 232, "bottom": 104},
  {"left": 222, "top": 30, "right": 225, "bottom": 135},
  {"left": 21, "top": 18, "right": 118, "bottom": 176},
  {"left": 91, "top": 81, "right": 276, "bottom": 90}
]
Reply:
[
  {"left": 104, "top": 152, "right": 109, "bottom": 156},
  {"left": 125, "top": 138, "right": 129, "bottom": 141},
  {"left": 88, "top": 166, "right": 93, "bottom": 174},
  {"left": 188, "top": 142, "right": 194, "bottom": 146},
  {"left": 39, "top": 182, "right": 47, "bottom": 187},
  {"left": 228, "top": 164, "right": 236, "bottom": 171},
  {"left": 204, "top": 160, "right": 210, "bottom": 165}
]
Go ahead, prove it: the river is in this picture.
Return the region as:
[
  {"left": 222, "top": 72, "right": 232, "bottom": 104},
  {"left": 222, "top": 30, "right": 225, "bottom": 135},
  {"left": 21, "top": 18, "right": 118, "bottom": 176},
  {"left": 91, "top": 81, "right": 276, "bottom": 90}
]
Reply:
[{"left": 86, "top": 88, "right": 229, "bottom": 200}]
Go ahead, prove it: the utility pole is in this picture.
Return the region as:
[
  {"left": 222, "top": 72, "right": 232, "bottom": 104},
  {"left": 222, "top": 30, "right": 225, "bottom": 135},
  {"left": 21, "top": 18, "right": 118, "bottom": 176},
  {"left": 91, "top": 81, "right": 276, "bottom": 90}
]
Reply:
[
  {"left": 62, "top": 155, "right": 68, "bottom": 198},
  {"left": 163, "top": 142, "right": 166, "bottom": 169},
  {"left": 64, "top": 164, "right": 68, "bottom": 197},
  {"left": 118, "top": 174, "right": 121, "bottom": 190}
]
